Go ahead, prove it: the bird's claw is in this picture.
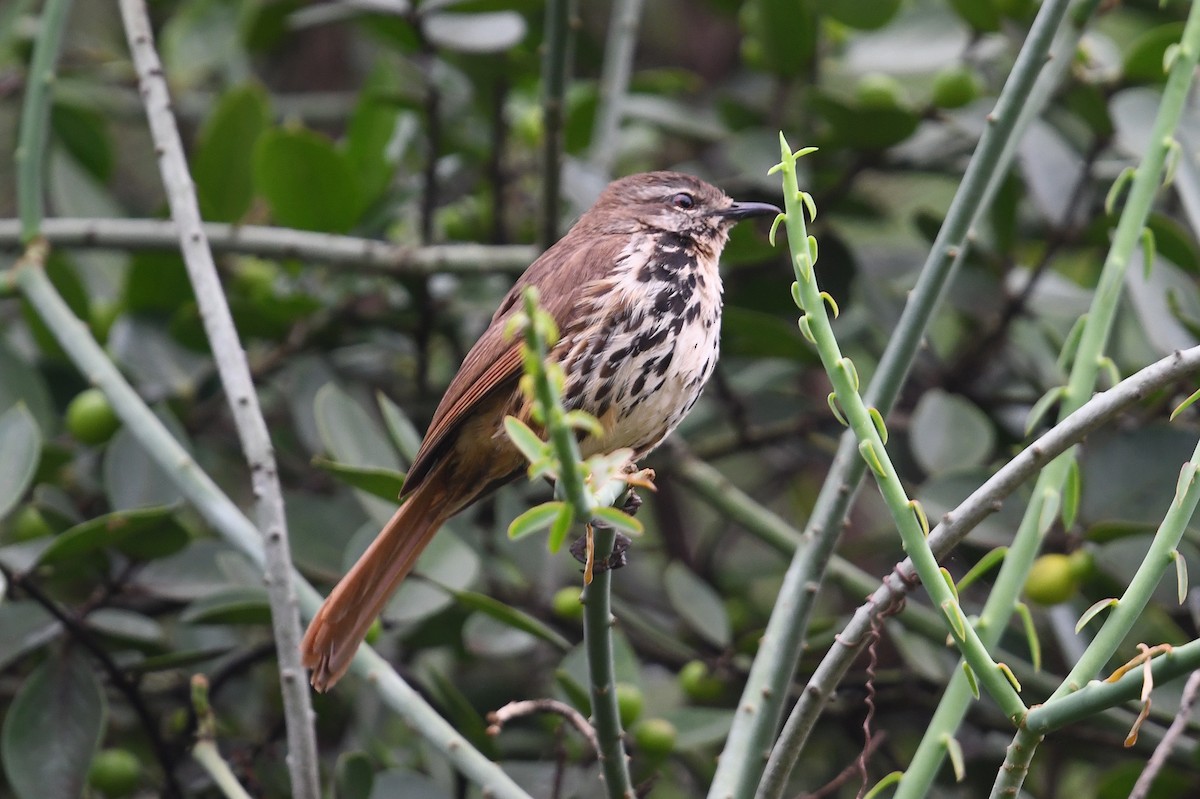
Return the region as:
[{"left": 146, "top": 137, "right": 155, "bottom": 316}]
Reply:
[{"left": 570, "top": 530, "right": 631, "bottom": 575}]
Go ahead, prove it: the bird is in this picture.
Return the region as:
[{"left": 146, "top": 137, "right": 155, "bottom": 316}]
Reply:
[{"left": 301, "top": 171, "right": 781, "bottom": 690}]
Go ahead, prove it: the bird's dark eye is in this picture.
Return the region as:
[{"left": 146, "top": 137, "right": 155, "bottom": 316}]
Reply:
[{"left": 671, "top": 192, "right": 695, "bottom": 209}]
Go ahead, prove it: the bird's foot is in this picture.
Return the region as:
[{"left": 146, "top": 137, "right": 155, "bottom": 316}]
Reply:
[{"left": 570, "top": 528, "right": 632, "bottom": 583}]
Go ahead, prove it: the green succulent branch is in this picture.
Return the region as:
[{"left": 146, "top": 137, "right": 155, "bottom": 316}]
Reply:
[
  {"left": 772, "top": 136, "right": 1026, "bottom": 722},
  {"left": 14, "top": 0, "right": 72, "bottom": 242},
  {"left": 898, "top": 5, "right": 1200, "bottom": 795},
  {"left": 504, "top": 286, "right": 637, "bottom": 799},
  {"left": 1025, "top": 638, "right": 1200, "bottom": 734}
]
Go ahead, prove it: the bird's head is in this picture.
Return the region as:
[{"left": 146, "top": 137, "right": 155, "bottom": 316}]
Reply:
[{"left": 583, "top": 171, "right": 780, "bottom": 249}]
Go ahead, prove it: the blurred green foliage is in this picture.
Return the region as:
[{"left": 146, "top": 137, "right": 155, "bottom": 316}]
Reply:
[{"left": 1, "top": 0, "right": 1200, "bottom": 797}]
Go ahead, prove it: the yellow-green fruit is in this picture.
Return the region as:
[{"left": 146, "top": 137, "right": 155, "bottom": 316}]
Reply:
[
  {"left": 678, "top": 660, "right": 724, "bottom": 702},
  {"left": 632, "top": 718, "right": 676, "bottom": 759},
  {"left": 1068, "top": 549, "right": 1094, "bottom": 581},
  {"left": 931, "top": 67, "right": 983, "bottom": 109},
  {"left": 1024, "top": 554, "right": 1078, "bottom": 605},
  {"left": 551, "top": 586, "right": 584, "bottom": 621},
  {"left": 87, "top": 748, "right": 142, "bottom": 798},
  {"left": 615, "top": 682, "right": 644, "bottom": 727},
  {"left": 89, "top": 300, "right": 120, "bottom": 344},
  {"left": 11, "top": 505, "right": 53, "bottom": 542},
  {"left": 364, "top": 618, "right": 383, "bottom": 645},
  {"left": 855, "top": 73, "right": 908, "bottom": 109},
  {"left": 66, "top": 389, "right": 121, "bottom": 445}
]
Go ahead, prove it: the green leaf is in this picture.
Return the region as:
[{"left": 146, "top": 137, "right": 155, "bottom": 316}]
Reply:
[
  {"left": 508, "top": 501, "right": 566, "bottom": 541},
  {"left": 548, "top": 502, "right": 575, "bottom": 552},
  {"left": 743, "top": 0, "right": 816, "bottom": 77},
  {"left": 454, "top": 591, "right": 571, "bottom": 651},
  {"left": 0, "top": 404, "right": 41, "bottom": 519},
  {"left": 345, "top": 97, "right": 401, "bottom": 207},
  {"left": 662, "top": 707, "right": 734, "bottom": 750},
  {"left": 910, "top": 389, "right": 994, "bottom": 475},
  {"left": 1123, "top": 23, "right": 1186, "bottom": 83},
  {"left": 312, "top": 456, "right": 406, "bottom": 502},
  {"left": 1075, "top": 597, "right": 1118, "bottom": 633},
  {"left": 334, "top": 752, "right": 375, "bottom": 799},
  {"left": 38, "top": 506, "right": 182, "bottom": 566},
  {"left": 315, "top": 383, "right": 402, "bottom": 472},
  {"left": 51, "top": 101, "right": 113, "bottom": 181},
  {"left": 181, "top": 587, "right": 271, "bottom": 625},
  {"left": 1025, "top": 385, "right": 1064, "bottom": 436},
  {"left": 2, "top": 650, "right": 107, "bottom": 799},
  {"left": 504, "top": 415, "right": 548, "bottom": 464},
  {"left": 194, "top": 84, "right": 270, "bottom": 222},
  {"left": 947, "top": 0, "right": 1000, "bottom": 31},
  {"left": 1062, "top": 459, "right": 1081, "bottom": 530},
  {"left": 462, "top": 611, "right": 539, "bottom": 657},
  {"left": 102, "top": 407, "right": 189, "bottom": 511},
  {"left": 253, "top": 127, "right": 363, "bottom": 232},
  {"left": 0, "top": 342, "right": 55, "bottom": 436},
  {"left": 664, "top": 562, "right": 731, "bottom": 648},
  {"left": 1015, "top": 601, "right": 1041, "bottom": 672},
  {"left": 814, "top": 0, "right": 900, "bottom": 30},
  {"left": 0, "top": 602, "right": 61, "bottom": 671},
  {"left": 941, "top": 734, "right": 965, "bottom": 781},
  {"left": 590, "top": 506, "right": 644, "bottom": 536},
  {"left": 375, "top": 391, "right": 423, "bottom": 462},
  {"left": 86, "top": 608, "right": 166, "bottom": 650}
]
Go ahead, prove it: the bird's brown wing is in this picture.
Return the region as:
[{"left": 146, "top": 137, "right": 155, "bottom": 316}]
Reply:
[{"left": 401, "top": 229, "right": 626, "bottom": 495}]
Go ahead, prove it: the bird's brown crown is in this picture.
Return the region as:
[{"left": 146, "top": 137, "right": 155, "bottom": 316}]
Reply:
[{"left": 578, "top": 171, "right": 735, "bottom": 239}]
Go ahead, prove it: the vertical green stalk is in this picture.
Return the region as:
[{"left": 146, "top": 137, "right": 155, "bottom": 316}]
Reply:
[
  {"left": 514, "top": 288, "right": 635, "bottom": 798},
  {"left": 709, "top": 3, "right": 1081, "bottom": 795},
  {"left": 896, "top": 6, "right": 1200, "bottom": 795},
  {"left": 14, "top": 0, "right": 73, "bottom": 240},
  {"left": 773, "top": 134, "right": 1026, "bottom": 716},
  {"left": 539, "top": 0, "right": 575, "bottom": 250},
  {"left": 583, "top": 525, "right": 634, "bottom": 799},
  {"left": 988, "top": 726, "right": 1043, "bottom": 798}
]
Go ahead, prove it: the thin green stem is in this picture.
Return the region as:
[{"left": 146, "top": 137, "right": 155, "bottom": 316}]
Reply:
[
  {"left": 777, "top": 137, "right": 1025, "bottom": 715},
  {"left": 0, "top": 217, "right": 536, "bottom": 275},
  {"left": 1025, "top": 638, "right": 1200, "bottom": 733},
  {"left": 988, "top": 726, "right": 1043, "bottom": 799},
  {"left": 514, "top": 288, "right": 634, "bottom": 798},
  {"left": 117, "top": 3, "right": 318, "bottom": 793},
  {"left": 1052, "top": 441, "right": 1200, "bottom": 699},
  {"left": 588, "top": 0, "right": 644, "bottom": 177},
  {"left": 539, "top": 0, "right": 575, "bottom": 250},
  {"left": 709, "top": 3, "right": 1082, "bottom": 794},
  {"left": 583, "top": 526, "right": 634, "bottom": 799},
  {"left": 898, "top": 5, "right": 1200, "bottom": 794},
  {"left": 15, "top": 0, "right": 72, "bottom": 240}
]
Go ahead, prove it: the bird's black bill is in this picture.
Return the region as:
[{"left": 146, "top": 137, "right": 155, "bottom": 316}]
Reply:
[{"left": 718, "top": 200, "right": 782, "bottom": 221}]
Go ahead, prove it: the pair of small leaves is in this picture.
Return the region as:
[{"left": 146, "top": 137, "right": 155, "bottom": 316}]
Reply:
[{"left": 507, "top": 500, "right": 642, "bottom": 553}]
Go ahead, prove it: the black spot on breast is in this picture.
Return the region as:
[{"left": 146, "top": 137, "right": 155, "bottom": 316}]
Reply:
[
  {"left": 632, "top": 326, "right": 668, "bottom": 354},
  {"left": 685, "top": 303, "right": 701, "bottom": 323},
  {"left": 655, "top": 350, "right": 673, "bottom": 376},
  {"left": 631, "top": 371, "right": 648, "bottom": 397},
  {"left": 595, "top": 379, "right": 615, "bottom": 403}
]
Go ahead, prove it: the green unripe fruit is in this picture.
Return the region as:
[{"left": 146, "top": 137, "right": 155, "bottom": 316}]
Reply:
[
  {"left": 855, "top": 73, "right": 908, "bottom": 110},
  {"left": 1024, "top": 553, "right": 1079, "bottom": 606},
  {"left": 615, "top": 682, "right": 644, "bottom": 727},
  {"left": 931, "top": 67, "right": 983, "bottom": 109},
  {"left": 66, "top": 389, "right": 121, "bottom": 445},
  {"left": 678, "top": 660, "right": 724, "bottom": 702},
  {"left": 87, "top": 748, "right": 142, "bottom": 798},
  {"left": 632, "top": 718, "right": 676, "bottom": 759},
  {"left": 89, "top": 300, "right": 121, "bottom": 344},
  {"left": 11, "top": 505, "right": 53, "bottom": 542},
  {"left": 551, "top": 586, "right": 584, "bottom": 621},
  {"left": 364, "top": 618, "right": 383, "bottom": 644}
]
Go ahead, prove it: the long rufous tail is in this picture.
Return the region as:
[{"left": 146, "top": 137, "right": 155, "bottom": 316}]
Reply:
[{"left": 302, "top": 484, "right": 448, "bottom": 691}]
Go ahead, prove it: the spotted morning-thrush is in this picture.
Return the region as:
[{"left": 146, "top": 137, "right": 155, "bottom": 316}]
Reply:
[{"left": 301, "top": 171, "right": 780, "bottom": 690}]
